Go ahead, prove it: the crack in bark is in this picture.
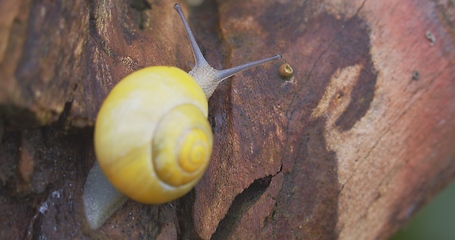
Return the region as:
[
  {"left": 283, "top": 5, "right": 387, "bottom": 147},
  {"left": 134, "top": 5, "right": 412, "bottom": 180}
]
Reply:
[
  {"left": 211, "top": 166, "right": 282, "bottom": 240},
  {"left": 130, "top": 0, "right": 151, "bottom": 30},
  {"left": 176, "top": 189, "right": 202, "bottom": 240}
]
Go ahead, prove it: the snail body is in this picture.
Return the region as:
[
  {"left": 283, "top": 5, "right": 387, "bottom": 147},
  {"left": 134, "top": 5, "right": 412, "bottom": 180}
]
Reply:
[{"left": 83, "top": 4, "right": 281, "bottom": 229}]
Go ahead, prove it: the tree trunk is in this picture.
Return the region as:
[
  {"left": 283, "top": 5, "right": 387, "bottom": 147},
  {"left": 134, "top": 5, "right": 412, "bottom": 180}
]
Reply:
[{"left": 1, "top": 0, "right": 454, "bottom": 239}]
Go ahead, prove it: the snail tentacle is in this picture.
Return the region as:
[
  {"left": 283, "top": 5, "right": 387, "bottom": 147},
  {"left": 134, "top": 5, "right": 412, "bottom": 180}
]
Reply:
[{"left": 174, "top": 4, "right": 281, "bottom": 98}]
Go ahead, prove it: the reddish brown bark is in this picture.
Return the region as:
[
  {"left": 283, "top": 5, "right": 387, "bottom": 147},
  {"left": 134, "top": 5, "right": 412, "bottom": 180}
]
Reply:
[{"left": 1, "top": 0, "right": 454, "bottom": 239}]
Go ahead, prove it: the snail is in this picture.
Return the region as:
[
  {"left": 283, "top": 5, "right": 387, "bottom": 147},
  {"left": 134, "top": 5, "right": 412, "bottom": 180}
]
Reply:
[{"left": 82, "top": 4, "right": 281, "bottom": 229}]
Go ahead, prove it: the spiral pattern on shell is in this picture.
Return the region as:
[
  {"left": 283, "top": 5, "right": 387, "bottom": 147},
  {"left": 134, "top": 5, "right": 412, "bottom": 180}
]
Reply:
[{"left": 94, "top": 66, "right": 213, "bottom": 204}]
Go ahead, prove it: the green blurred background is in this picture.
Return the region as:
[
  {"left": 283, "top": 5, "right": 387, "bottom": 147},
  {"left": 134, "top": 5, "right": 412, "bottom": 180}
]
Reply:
[{"left": 390, "top": 181, "right": 455, "bottom": 240}]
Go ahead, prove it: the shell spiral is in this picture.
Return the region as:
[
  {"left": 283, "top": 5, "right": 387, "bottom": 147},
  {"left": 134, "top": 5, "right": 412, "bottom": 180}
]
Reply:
[{"left": 94, "top": 66, "right": 213, "bottom": 204}]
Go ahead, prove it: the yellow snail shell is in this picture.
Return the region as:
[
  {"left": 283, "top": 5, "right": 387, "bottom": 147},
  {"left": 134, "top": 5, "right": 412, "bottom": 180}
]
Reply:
[
  {"left": 94, "top": 66, "right": 212, "bottom": 204},
  {"left": 83, "top": 3, "right": 281, "bottom": 229}
]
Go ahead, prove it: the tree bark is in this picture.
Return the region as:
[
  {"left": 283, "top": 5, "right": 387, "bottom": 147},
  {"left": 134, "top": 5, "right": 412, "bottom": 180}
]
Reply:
[{"left": 1, "top": 0, "right": 454, "bottom": 239}]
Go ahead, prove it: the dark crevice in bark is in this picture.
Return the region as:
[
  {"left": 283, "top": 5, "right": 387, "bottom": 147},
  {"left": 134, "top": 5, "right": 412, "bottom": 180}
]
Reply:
[
  {"left": 176, "top": 189, "right": 202, "bottom": 240},
  {"left": 211, "top": 175, "right": 273, "bottom": 240},
  {"left": 130, "top": 0, "right": 151, "bottom": 30}
]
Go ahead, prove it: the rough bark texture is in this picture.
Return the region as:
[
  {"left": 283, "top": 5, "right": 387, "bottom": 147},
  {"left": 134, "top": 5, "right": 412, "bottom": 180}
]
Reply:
[{"left": 1, "top": 0, "right": 455, "bottom": 239}]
